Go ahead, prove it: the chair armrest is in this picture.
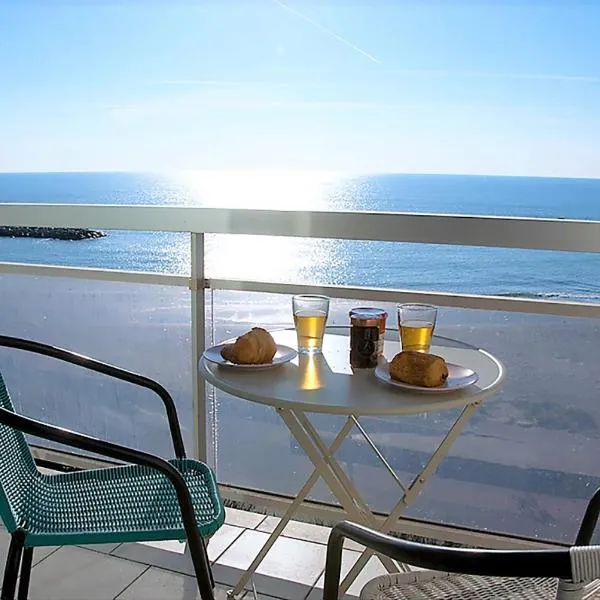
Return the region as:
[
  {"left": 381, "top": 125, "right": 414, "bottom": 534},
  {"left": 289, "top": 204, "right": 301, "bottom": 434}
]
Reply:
[
  {"left": 0, "top": 335, "right": 186, "bottom": 457},
  {"left": 323, "top": 522, "right": 572, "bottom": 600},
  {"left": 0, "top": 406, "right": 205, "bottom": 550}
]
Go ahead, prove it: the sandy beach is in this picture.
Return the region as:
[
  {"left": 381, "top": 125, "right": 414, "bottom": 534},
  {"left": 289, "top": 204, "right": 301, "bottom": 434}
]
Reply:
[{"left": 1, "top": 273, "right": 599, "bottom": 544}]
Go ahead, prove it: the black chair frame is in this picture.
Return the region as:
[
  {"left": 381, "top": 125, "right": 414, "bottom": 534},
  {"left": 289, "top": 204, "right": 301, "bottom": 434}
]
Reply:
[{"left": 324, "top": 489, "right": 600, "bottom": 599}]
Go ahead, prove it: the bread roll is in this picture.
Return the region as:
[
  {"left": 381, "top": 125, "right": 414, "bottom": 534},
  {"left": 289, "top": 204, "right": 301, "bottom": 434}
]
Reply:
[
  {"left": 220, "top": 344, "right": 237, "bottom": 363},
  {"left": 220, "top": 327, "right": 277, "bottom": 364},
  {"left": 389, "top": 351, "right": 448, "bottom": 387}
]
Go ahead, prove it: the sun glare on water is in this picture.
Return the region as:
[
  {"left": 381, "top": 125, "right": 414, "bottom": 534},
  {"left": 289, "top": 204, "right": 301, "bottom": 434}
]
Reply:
[
  {"left": 173, "top": 169, "right": 348, "bottom": 210},
  {"left": 171, "top": 170, "right": 350, "bottom": 283}
]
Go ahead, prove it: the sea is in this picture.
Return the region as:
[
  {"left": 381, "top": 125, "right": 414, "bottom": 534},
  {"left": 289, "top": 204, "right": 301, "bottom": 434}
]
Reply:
[{"left": 1, "top": 171, "right": 600, "bottom": 301}]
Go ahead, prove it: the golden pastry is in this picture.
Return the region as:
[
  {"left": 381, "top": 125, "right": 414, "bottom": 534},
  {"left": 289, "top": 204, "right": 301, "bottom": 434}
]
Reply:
[
  {"left": 389, "top": 351, "right": 448, "bottom": 387},
  {"left": 220, "top": 327, "right": 277, "bottom": 365},
  {"left": 220, "top": 344, "right": 237, "bottom": 364}
]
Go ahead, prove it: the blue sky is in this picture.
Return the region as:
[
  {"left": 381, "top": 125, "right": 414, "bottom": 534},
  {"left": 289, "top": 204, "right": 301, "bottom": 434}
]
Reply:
[{"left": 1, "top": 1, "right": 599, "bottom": 176}]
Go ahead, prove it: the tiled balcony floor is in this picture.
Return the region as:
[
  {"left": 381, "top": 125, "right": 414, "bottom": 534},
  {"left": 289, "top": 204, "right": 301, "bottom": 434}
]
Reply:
[{"left": 0, "top": 507, "right": 387, "bottom": 600}]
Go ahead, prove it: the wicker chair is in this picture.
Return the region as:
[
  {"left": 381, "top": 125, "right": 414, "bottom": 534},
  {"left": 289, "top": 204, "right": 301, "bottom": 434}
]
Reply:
[
  {"left": 0, "top": 335, "right": 225, "bottom": 600},
  {"left": 324, "top": 490, "right": 600, "bottom": 600}
]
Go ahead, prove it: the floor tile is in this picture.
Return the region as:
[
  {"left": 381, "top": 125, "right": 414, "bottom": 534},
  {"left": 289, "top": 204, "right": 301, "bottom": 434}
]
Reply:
[
  {"left": 257, "top": 517, "right": 330, "bottom": 546},
  {"left": 256, "top": 517, "right": 363, "bottom": 552},
  {"left": 344, "top": 556, "right": 390, "bottom": 597},
  {"left": 113, "top": 542, "right": 195, "bottom": 576},
  {"left": 255, "top": 516, "right": 279, "bottom": 535},
  {"left": 0, "top": 528, "right": 12, "bottom": 569},
  {"left": 37, "top": 466, "right": 62, "bottom": 475},
  {"left": 139, "top": 540, "right": 187, "bottom": 554},
  {"left": 306, "top": 548, "right": 357, "bottom": 600},
  {"left": 308, "top": 553, "right": 388, "bottom": 600},
  {"left": 212, "top": 562, "right": 307, "bottom": 600},
  {"left": 217, "top": 529, "right": 326, "bottom": 598},
  {"left": 115, "top": 529, "right": 247, "bottom": 575},
  {"left": 198, "top": 562, "right": 295, "bottom": 600},
  {"left": 31, "top": 546, "right": 61, "bottom": 566},
  {"left": 344, "top": 540, "right": 366, "bottom": 552},
  {"left": 78, "top": 542, "right": 122, "bottom": 554},
  {"left": 27, "top": 546, "right": 147, "bottom": 600},
  {"left": 241, "top": 592, "right": 287, "bottom": 600},
  {"left": 211, "top": 562, "right": 250, "bottom": 589},
  {"left": 116, "top": 566, "right": 231, "bottom": 600},
  {"left": 207, "top": 524, "right": 245, "bottom": 562},
  {"left": 0, "top": 529, "right": 59, "bottom": 569},
  {"left": 225, "top": 508, "right": 266, "bottom": 530}
]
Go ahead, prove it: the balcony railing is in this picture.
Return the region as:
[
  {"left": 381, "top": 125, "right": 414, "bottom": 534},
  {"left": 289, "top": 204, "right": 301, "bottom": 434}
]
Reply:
[{"left": 1, "top": 203, "right": 600, "bottom": 550}]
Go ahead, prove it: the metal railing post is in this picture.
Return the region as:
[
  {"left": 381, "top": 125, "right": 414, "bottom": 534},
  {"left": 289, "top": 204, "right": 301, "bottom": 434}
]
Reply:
[{"left": 191, "top": 232, "right": 207, "bottom": 462}]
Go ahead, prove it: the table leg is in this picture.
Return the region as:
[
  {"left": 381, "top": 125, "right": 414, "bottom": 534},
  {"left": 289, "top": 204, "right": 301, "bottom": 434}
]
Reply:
[
  {"left": 296, "top": 412, "right": 376, "bottom": 518},
  {"left": 296, "top": 410, "right": 409, "bottom": 572},
  {"left": 338, "top": 401, "right": 481, "bottom": 594},
  {"left": 280, "top": 409, "right": 400, "bottom": 576},
  {"left": 228, "top": 416, "right": 356, "bottom": 599}
]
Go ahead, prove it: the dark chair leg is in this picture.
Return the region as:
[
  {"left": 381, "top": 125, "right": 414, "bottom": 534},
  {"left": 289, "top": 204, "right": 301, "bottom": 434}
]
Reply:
[
  {"left": 323, "top": 529, "right": 344, "bottom": 600},
  {"left": 17, "top": 549, "right": 33, "bottom": 600},
  {"left": 201, "top": 537, "right": 215, "bottom": 589},
  {"left": 188, "top": 535, "right": 215, "bottom": 600},
  {"left": 1, "top": 534, "right": 24, "bottom": 600}
]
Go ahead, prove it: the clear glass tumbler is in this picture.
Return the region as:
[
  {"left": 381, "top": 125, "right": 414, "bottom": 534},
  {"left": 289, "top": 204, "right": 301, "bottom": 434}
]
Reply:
[
  {"left": 397, "top": 303, "right": 437, "bottom": 353},
  {"left": 292, "top": 295, "right": 330, "bottom": 354}
]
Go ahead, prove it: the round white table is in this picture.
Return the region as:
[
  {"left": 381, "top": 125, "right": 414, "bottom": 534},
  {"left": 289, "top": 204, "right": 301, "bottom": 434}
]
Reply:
[
  {"left": 200, "top": 327, "right": 504, "bottom": 416},
  {"left": 199, "top": 327, "right": 505, "bottom": 597}
]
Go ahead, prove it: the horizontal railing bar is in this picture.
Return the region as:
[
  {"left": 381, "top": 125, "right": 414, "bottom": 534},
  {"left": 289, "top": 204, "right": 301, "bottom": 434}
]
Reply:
[
  {"left": 1, "top": 261, "right": 599, "bottom": 319},
  {"left": 208, "top": 278, "right": 600, "bottom": 319},
  {"left": 0, "top": 261, "right": 189, "bottom": 286},
  {"left": 2, "top": 204, "right": 600, "bottom": 253}
]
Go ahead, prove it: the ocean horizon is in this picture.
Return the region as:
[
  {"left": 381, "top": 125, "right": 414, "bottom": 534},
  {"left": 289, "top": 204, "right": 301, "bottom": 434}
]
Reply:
[{"left": 1, "top": 168, "right": 599, "bottom": 180}]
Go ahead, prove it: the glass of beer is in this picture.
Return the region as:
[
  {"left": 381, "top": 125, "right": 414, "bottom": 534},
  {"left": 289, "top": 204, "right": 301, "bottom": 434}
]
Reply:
[
  {"left": 397, "top": 303, "right": 437, "bottom": 353},
  {"left": 292, "top": 295, "right": 329, "bottom": 354}
]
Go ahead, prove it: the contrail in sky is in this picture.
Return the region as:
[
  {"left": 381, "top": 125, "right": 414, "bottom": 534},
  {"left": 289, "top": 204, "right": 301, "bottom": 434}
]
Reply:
[{"left": 272, "top": 0, "right": 380, "bottom": 64}]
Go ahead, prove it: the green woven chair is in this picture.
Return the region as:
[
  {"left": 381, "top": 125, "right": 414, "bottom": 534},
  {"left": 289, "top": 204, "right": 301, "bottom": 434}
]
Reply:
[{"left": 0, "top": 335, "right": 225, "bottom": 600}]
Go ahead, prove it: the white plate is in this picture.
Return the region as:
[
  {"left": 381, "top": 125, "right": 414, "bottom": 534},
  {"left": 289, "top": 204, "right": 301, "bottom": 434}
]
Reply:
[
  {"left": 203, "top": 343, "right": 298, "bottom": 370},
  {"left": 374, "top": 361, "right": 479, "bottom": 393}
]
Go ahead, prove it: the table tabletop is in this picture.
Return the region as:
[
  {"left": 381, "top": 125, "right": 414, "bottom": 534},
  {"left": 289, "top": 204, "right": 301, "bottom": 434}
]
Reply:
[{"left": 198, "top": 327, "right": 505, "bottom": 416}]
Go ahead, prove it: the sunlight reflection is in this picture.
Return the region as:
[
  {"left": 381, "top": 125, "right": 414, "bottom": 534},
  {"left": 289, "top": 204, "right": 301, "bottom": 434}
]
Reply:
[
  {"left": 204, "top": 234, "right": 343, "bottom": 283},
  {"left": 174, "top": 170, "right": 348, "bottom": 210},
  {"left": 168, "top": 171, "right": 353, "bottom": 282},
  {"left": 298, "top": 353, "right": 325, "bottom": 391}
]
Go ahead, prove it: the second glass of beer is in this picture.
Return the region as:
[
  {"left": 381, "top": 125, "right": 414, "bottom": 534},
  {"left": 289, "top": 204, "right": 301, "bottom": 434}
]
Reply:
[
  {"left": 292, "top": 295, "right": 329, "bottom": 354},
  {"left": 397, "top": 303, "right": 437, "bottom": 353}
]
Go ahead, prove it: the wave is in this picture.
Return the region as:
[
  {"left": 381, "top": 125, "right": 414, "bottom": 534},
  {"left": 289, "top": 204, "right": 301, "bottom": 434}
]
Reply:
[{"left": 497, "top": 291, "right": 600, "bottom": 302}]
